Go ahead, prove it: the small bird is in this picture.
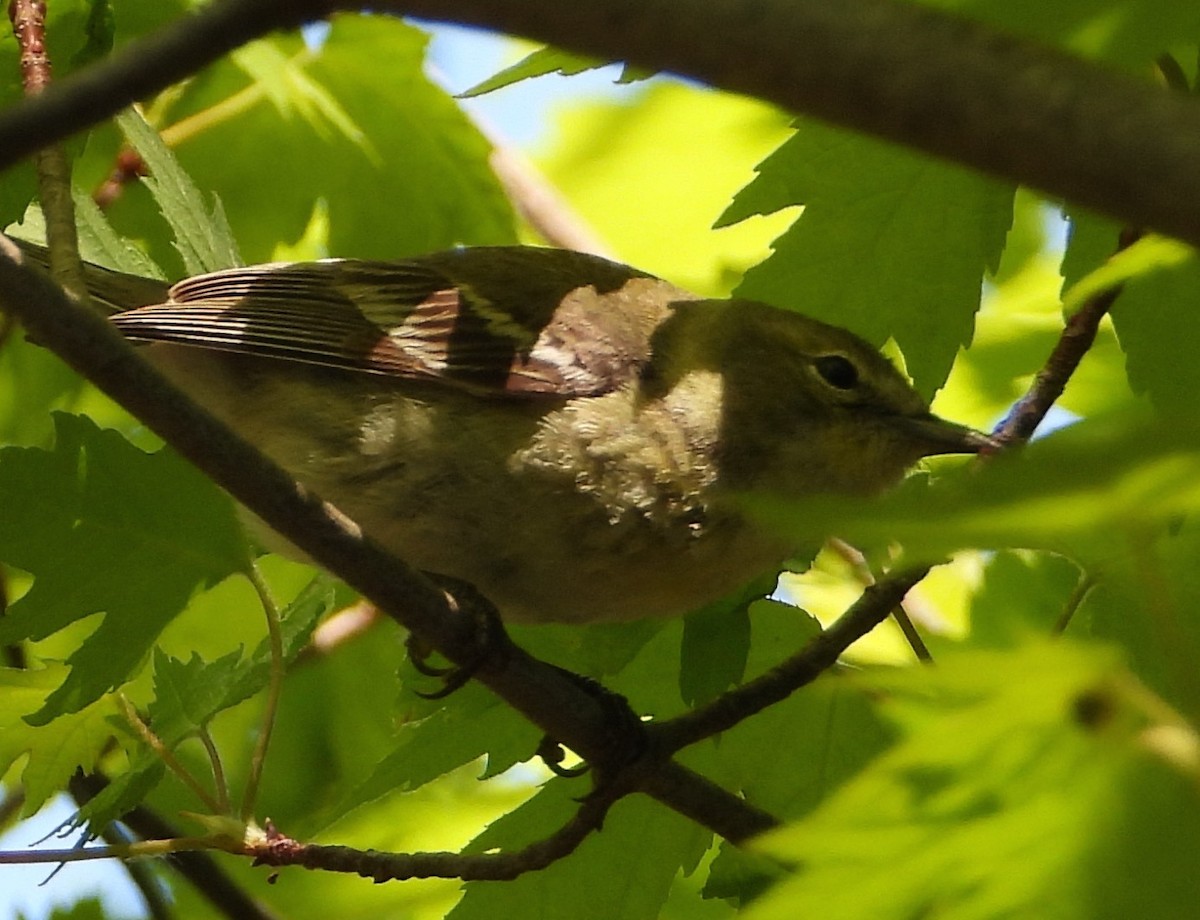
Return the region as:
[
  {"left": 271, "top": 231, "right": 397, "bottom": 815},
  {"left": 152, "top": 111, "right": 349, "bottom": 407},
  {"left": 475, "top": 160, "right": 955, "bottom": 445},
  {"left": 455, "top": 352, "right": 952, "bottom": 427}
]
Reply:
[{"left": 36, "top": 244, "right": 992, "bottom": 623}]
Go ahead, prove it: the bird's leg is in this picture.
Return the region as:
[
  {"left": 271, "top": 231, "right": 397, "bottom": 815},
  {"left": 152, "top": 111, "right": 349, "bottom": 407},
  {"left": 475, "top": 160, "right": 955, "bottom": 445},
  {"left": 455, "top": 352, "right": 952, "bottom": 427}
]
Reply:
[
  {"left": 404, "top": 575, "right": 647, "bottom": 787},
  {"left": 405, "top": 572, "right": 513, "bottom": 699},
  {"left": 536, "top": 668, "right": 648, "bottom": 789}
]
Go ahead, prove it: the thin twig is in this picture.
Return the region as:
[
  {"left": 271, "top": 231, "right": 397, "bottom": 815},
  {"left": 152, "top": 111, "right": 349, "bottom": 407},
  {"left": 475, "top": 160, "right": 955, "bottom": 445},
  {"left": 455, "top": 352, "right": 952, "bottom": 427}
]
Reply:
[
  {"left": 488, "top": 142, "right": 613, "bottom": 256},
  {"left": 251, "top": 781, "right": 622, "bottom": 881},
  {"left": 1052, "top": 569, "right": 1094, "bottom": 635},
  {"left": 72, "top": 811, "right": 175, "bottom": 920},
  {"left": 891, "top": 605, "right": 933, "bottom": 664},
  {"left": 652, "top": 568, "right": 929, "bottom": 753},
  {"left": 828, "top": 537, "right": 934, "bottom": 663},
  {"left": 72, "top": 772, "right": 284, "bottom": 920},
  {"left": 992, "top": 226, "right": 1143, "bottom": 447},
  {"left": 198, "top": 728, "right": 232, "bottom": 816},
  {"left": 8, "top": 0, "right": 87, "bottom": 302},
  {"left": 0, "top": 835, "right": 228, "bottom": 865}
]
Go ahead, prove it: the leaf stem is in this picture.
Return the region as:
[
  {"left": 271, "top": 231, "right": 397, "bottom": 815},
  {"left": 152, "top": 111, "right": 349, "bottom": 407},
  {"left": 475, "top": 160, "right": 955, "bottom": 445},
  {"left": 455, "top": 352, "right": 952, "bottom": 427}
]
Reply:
[
  {"left": 117, "top": 695, "right": 224, "bottom": 814},
  {"left": 158, "top": 48, "right": 316, "bottom": 148},
  {"left": 828, "top": 538, "right": 934, "bottom": 663},
  {"left": 198, "top": 727, "right": 232, "bottom": 815},
  {"left": 1052, "top": 570, "right": 1094, "bottom": 635},
  {"left": 890, "top": 604, "right": 933, "bottom": 664},
  {"left": 241, "top": 559, "right": 285, "bottom": 821}
]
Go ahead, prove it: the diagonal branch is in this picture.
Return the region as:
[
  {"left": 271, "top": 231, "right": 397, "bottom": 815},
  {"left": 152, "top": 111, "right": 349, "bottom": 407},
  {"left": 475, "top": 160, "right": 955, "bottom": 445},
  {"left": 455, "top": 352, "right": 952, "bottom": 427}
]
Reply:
[
  {"left": 375, "top": 0, "right": 1200, "bottom": 247},
  {"left": 2, "top": 1, "right": 1200, "bottom": 247},
  {"left": 0, "top": 242, "right": 773, "bottom": 845},
  {"left": 992, "top": 227, "right": 1143, "bottom": 446},
  {"left": 651, "top": 569, "right": 928, "bottom": 754}
]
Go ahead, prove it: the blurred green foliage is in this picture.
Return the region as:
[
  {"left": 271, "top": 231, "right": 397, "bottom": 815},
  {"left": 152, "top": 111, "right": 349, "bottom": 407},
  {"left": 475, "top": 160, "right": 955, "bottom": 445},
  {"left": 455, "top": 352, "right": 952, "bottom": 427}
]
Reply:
[{"left": 2, "top": 3, "right": 1200, "bottom": 919}]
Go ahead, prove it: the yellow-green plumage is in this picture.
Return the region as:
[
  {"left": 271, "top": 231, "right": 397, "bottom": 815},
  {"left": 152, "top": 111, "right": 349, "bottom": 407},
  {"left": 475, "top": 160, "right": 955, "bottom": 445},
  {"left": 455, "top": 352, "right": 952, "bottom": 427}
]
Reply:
[{"left": 50, "top": 244, "right": 989, "bottom": 622}]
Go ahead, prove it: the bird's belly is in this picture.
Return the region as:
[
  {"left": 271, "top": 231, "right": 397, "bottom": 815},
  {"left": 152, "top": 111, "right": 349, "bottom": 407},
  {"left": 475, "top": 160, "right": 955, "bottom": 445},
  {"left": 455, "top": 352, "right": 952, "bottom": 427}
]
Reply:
[
  {"left": 346, "top": 489, "right": 786, "bottom": 624},
  {"left": 147, "top": 346, "right": 786, "bottom": 623}
]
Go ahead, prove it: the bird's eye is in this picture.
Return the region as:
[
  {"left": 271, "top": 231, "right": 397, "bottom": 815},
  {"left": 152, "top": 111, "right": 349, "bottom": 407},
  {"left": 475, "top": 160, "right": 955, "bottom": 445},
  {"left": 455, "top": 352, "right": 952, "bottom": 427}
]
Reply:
[{"left": 814, "top": 354, "right": 860, "bottom": 390}]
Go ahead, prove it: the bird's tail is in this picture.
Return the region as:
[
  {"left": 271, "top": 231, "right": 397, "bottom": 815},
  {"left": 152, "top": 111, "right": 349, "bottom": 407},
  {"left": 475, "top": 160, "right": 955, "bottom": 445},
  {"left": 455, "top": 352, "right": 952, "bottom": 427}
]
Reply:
[{"left": 7, "top": 236, "right": 171, "bottom": 314}]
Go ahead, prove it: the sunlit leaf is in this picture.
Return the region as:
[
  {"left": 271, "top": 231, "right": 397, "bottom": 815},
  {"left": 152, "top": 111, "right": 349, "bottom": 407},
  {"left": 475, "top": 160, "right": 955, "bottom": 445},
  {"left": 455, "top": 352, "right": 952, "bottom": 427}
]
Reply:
[
  {"left": 461, "top": 46, "right": 610, "bottom": 97},
  {"left": 0, "top": 414, "right": 245, "bottom": 720},
  {"left": 453, "top": 782, "right": 708, "bottom": 920},
  {"left": 746, "top": 641, "right": 1200, "bottom": 920},
  {"left": 0, "top": 664, "right": 118, "bottom": 815},
  {"left": 117, "top": 108, "right": 242, "bottom": 274},
  {"left": 726, "top": 123, "right": 1013, "bottom": 397}
]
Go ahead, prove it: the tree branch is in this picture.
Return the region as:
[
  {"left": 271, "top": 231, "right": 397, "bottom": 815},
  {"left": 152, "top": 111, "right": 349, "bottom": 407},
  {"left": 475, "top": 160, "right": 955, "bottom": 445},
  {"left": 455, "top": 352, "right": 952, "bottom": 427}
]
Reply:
[
  {"left": 0, "top": 243, "right": 775, "bottom": 846},
  {"left": 487, "top": 142, "right": 612, "bottom": 256},
  {"left": 2, "top": 1, "right": 1200, "bottom": 247},
  {"left": 993, "top": 227, "right": 1142, "bottom": 446},
  {"left": 8, "top": 0, "right": 87, "bottom": 301},
  {"left": 252, "top": 782, "right": 621, "bottom": 881},
  {"left": 652, "top": 569, "right": 928, "bottom": 754},
  {"left": 990, "top": 50, "right": 1175, "bottom": 446},
  {"left": 380, "top": 0, "right": 1200, "bottom": 246},
  {"left": 76, "top": 773, "right": 284, "bottom": 920},
  {"left": 0, "top": 0, "right": 1173, "bottom": 871}
]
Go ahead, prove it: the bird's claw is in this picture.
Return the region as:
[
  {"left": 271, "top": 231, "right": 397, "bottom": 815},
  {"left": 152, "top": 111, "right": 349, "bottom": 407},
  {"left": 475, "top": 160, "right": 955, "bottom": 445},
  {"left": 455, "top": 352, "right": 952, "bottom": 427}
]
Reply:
[{"left": 405, "top": 574, "right": 510, "bottom": 698}]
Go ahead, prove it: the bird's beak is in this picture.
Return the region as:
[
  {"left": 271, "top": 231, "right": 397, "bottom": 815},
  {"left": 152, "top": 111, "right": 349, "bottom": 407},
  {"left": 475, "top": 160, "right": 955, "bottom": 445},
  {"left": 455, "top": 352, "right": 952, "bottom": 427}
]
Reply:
[{"left": 900, "top": 413, "right": 999, "bottom": 456}]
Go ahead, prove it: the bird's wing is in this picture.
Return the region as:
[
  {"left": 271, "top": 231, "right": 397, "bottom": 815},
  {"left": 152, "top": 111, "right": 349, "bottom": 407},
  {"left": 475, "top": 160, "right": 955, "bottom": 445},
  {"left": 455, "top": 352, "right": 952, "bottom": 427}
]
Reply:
[{"left": 109, "top": 248, "right": 690, "bottom": 398}]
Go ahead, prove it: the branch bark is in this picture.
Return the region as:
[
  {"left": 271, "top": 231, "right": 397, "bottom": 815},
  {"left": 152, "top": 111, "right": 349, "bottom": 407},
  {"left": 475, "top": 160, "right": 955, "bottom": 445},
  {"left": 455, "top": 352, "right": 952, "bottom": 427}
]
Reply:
[
  {"left": 1, "top": 1, "right": 1200, "bottom": 245},
  {"left": 70, "top": 773, "right": 283, "bottom": 920},
  {"left": 375, "top": 0, "right": 1200, "bottom": 245},
  {"left": 0, "top": 242, "right": 774, "bottom": 846},
  {"left": 653, "top": 569, "right": 929, "bottom": 753},
  {"left": 252, "top": 782, "right": 623, "bottom": 881},
  {"left": 0, "top": 0, "right": 1179, "bottom": 879},
  {"left": 993, "top": 227, "right": 1143, "bottom": 446}
]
